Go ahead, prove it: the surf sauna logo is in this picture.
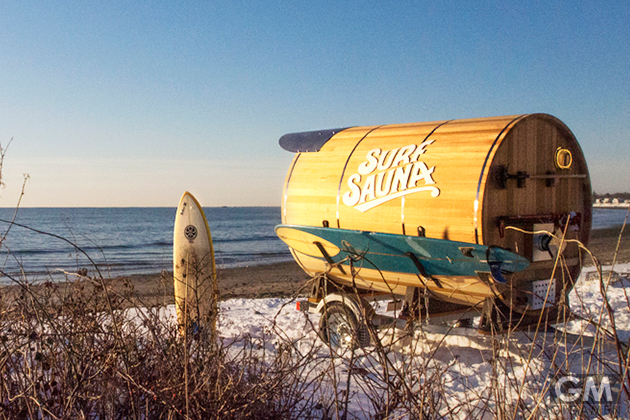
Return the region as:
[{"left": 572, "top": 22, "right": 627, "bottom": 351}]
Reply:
[{"left": 342, "top": 140, "right": 440, "bottom": 212}]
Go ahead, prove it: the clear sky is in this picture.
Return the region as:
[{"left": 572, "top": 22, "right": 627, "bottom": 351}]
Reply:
[{"left": 0, "top": 0, "right": 628, "bottom": 207}]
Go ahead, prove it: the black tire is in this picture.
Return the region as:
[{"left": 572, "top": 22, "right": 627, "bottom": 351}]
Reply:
[{"left": 319, "top": 302, "right": 371, "bottom": 350}]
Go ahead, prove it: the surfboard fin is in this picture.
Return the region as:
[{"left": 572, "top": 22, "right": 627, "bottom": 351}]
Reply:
[{"left": 488, "top": 262, "right": 507, "bottom": 284}]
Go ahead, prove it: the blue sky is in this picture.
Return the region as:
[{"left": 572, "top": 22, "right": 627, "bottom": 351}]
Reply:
[{"left": 0, "top": 0, "right": 628, "bottom": 207}]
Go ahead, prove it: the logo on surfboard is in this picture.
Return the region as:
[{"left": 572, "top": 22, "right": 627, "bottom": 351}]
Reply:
[
  {"left": 184, "top": 225, "right": 198, "bottom": 240},
  {"left": 342, "top": 140, "right": 440, "bottom": 212}
]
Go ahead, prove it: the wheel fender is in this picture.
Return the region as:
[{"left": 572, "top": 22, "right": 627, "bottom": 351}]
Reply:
[{"left": 316, "top": 293, "right": 373, "bottom": 322}]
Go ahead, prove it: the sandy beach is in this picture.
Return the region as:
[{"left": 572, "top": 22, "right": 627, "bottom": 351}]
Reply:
[
  {"left": 5, "top": 226, "right": 628, "bottom": 309},
  {"left": 112, "top": 225, "right": 630, "bottom": 306},
  {"left": 118, "top": 260, "right": 311, "bottom": 308},
  {"left": 585, "top": 226, "right": 630, "bottom": 264}
]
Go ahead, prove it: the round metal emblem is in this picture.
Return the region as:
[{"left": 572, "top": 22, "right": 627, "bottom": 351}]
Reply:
[
  {"left": 555, "top": 147, "right": 573, "bottom": 170},
  {"left": 184, "top": 225, "right": 198, "bottom": 240}
]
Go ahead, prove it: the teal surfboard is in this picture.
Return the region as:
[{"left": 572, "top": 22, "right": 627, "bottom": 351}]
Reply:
[{"left": 276, "top": 225, "right": 529, "bottom": 283}]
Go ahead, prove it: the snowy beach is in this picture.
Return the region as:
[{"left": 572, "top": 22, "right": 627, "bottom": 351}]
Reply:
[
  {"left": 116, "top": 261, "right": 629, "bottom": 418},
  {"left": 1, "top": 221, "right": 628, "bottom": 418}
]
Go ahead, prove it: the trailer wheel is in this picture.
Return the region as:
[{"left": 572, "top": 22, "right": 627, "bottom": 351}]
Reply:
[{"left": 319, "top": 302, "right": 370, "bottom": 350}]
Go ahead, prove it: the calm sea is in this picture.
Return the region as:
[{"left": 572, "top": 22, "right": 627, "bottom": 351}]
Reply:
[
  {"left": 0, "top": 207, "right": 291, "bottom": 283},
  {"left": 0, "top": 207, "right": 627, "bottom": 283}
]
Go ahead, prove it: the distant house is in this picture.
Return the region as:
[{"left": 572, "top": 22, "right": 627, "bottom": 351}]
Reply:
[{"left": 593, "top": 197, "right": 630, "bottom": 207}]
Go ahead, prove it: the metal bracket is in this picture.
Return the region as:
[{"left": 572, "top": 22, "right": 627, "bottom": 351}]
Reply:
[
  {"left": 497, "top": 165, "right": 529, "bottom": 189},
  {"left": 406, "top": 252, "right": 443, "bottom": 289},
  {"left": 314, "top": 241, "right": 347, "bottom": 275},
  {"left": 497, "top": 165, "right": 587, "bottom": 189}
]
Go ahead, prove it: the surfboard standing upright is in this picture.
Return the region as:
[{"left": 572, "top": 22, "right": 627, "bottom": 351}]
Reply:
[{"left": 173, "top": 192, "right": 218, "bottom": 337}]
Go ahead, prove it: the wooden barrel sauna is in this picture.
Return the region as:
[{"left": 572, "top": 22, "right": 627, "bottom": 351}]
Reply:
[{"left": 279, "top": 114, "right": 591, "bottom": 325}]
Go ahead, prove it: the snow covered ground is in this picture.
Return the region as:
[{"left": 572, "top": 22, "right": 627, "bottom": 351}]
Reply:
[
  {"left": 140, "top": 264, "right": 630, "bottom": 418},
  {"left": 567, "top": 264, "right": 630, "bottom": 343}
]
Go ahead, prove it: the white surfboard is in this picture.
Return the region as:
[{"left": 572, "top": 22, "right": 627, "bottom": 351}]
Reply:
[{"left": 173, "top": 191, "right": 218, "bottom": 336}]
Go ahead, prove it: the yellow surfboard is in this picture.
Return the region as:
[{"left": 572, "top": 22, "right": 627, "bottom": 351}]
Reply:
[{"left": 173, "top": 191, "right": 218, "bottom": 336}]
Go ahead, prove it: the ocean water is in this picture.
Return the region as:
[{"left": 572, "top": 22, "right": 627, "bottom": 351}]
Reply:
[
  {"left": 591, "top": 207, "right": 629, "bottom": 230},
  {"left": 0, "top": 207, "right": 626, "bottom": 284},
  {"left": 0, "top": 207, "right": 292, "bottom": 283}
]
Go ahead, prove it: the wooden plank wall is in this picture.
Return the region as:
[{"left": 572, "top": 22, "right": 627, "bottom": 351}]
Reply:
[{"left": 282, "top": 113, "right": 590, "bottom": 257}]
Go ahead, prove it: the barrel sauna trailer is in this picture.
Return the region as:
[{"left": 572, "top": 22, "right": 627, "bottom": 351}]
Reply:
[{"left": 276, "top": 113, "right": 591, "bottom": 338}]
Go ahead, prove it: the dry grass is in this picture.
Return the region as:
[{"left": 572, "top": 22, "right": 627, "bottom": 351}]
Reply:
[
  {"left": 3, "top": 248, "right": 627, "bottom": 419},
  {"left": 0, "top": 270, "right": 335, "bottom": 419}
]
